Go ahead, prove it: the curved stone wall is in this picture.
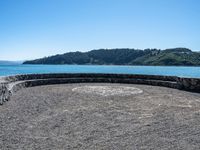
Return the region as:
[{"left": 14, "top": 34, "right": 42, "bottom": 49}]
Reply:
[{"left": 0, "top": 73, "right": 200, "bottom": 105}]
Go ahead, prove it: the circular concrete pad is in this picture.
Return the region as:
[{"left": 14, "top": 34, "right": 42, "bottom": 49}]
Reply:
[
  {"left": 1, "top": 83, "right": 200, "bottom": 149},
  {"left": 72, "top": 85, "right": 143, "bottom": 96}
]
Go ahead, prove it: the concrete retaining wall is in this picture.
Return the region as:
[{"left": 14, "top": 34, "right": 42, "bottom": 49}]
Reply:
[
  {"left": 0, "top": 73, "right": 200, "bottom": 105},
  {"left": 4, "top": 73, "right": 178, "bottom": 82},
  {"left": 0, "top": 83, "right": 11, "bottom": 105}
]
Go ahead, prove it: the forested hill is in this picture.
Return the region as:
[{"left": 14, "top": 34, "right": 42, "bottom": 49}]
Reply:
[{"left": 23, "top": 48, "right": 200, "bottom": 66}]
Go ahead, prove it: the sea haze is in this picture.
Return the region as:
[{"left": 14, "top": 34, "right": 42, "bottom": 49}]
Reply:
[{"left": 0, "top": 60, "right": 23, "bottom": 65}]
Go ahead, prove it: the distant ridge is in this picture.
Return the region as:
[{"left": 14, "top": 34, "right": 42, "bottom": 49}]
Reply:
[
  {"left": 23, "top": 48, "right": 200, "bottom": 66},
  {"left": 0, "top": 60, "right": 23, "bottom": 65}
]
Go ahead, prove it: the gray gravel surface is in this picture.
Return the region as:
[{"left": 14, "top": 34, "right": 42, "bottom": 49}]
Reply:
[{"left": 1, "top": 83, "right": 200, "bottom": 150}]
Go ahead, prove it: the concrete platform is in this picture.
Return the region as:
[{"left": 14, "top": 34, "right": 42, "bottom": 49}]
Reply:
[{"left": 1, "top": 83, "right": 200, "bottom": 149}]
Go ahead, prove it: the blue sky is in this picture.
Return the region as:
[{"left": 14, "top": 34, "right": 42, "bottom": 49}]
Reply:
[{"left": 0, "top": 0, "right": 200, "bottom": 60}]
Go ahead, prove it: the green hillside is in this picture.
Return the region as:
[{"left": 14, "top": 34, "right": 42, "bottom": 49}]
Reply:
[{"left": 23, "top": 48, "right": 200, "bottom": 66}]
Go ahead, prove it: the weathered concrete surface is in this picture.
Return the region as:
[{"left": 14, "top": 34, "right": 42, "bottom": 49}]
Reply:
[{"left": 1, "top": 83, "right": 200, "bottom": 149}]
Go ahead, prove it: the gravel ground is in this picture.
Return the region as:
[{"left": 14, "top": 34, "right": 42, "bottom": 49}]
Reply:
[{"left": 1, "top": 83, "right": 200, "bottom": 150}]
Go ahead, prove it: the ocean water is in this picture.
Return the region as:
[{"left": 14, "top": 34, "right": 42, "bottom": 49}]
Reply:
[{"left": 0, "top": 65, "right": 200, "bottom": 78}]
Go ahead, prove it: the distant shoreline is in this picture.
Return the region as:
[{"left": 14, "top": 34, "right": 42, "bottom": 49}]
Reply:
[{"left": 21, "top": 64, "right": 200, "bottom": 67}]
